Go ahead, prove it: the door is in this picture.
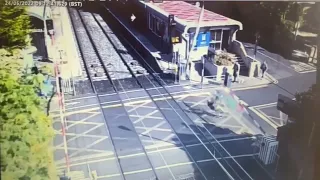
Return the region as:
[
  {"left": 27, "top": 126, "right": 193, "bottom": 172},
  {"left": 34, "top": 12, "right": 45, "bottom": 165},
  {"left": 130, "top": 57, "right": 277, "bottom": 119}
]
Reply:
[{"left": 222, "top": 30, "right": 230, "bottom": 50}]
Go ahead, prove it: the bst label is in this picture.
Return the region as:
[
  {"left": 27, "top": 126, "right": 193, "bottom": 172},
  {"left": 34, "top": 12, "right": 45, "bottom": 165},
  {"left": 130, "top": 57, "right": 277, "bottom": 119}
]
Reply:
[{"left": 4, "top": 1, "right": 80, "bottom": 7}]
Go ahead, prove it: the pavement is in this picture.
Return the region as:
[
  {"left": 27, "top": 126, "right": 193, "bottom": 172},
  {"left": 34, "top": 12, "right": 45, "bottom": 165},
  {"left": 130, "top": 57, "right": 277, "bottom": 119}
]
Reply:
[
  {"left": 51, "top": 7, "right": 83, "bottom": 79},
  {"left": 233, "top": 43, "right": 317, "bottom": 136},
  {"left": 243, "top": 43, "right": 317, "bottom": 80}
]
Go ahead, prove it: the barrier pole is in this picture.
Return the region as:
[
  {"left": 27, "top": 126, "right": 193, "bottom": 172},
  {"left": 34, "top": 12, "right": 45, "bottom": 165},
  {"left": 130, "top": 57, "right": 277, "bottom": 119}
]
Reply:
[{"left": 55, "top": 57, "right": 70, "bottom": 174}]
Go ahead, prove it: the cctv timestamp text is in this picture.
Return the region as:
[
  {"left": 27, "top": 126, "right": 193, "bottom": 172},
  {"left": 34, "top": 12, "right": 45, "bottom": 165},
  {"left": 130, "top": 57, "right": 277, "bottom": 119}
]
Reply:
[{"left": 5, "top": 1, "right": 83, "bottom": 7}]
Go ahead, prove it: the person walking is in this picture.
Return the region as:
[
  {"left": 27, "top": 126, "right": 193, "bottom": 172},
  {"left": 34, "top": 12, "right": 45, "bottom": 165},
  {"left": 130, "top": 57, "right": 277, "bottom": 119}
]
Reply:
[
  {"left": 233, "top": 62, "right": 240, "bottom": 82},
  {"left": 260, "top": 61, "right": 268, "bottom": 78}
]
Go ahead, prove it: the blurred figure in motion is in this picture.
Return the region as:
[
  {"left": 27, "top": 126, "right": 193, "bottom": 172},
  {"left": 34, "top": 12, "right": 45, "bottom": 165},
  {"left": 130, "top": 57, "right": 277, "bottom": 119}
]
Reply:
[
  {"left": 233, "top": 62, "right": 240, "bottom": 82},
  {"left": 207, "top": 91, "right": 222, "bottom": 110},
  {"left": 260, "top": 61, "right": 268, "bottom": 78}
]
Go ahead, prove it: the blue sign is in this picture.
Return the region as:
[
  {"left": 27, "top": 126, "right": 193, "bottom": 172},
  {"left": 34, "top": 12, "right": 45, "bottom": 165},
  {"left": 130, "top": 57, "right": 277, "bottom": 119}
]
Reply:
[{"left": 196, "top": 31, "right": 210, "bottom": 48}]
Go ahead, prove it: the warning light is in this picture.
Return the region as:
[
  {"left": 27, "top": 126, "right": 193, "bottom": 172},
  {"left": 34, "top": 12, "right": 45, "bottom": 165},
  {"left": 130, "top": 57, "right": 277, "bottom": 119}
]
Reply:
[{"left": 171, "top": 37, "right": 180, "bottom": 44}]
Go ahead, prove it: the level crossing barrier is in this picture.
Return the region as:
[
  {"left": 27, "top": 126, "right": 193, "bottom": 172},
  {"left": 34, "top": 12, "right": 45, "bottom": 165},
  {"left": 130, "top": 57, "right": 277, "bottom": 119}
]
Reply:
[{"left": 54, "top": 56, "right": 70, "bottom": 175}]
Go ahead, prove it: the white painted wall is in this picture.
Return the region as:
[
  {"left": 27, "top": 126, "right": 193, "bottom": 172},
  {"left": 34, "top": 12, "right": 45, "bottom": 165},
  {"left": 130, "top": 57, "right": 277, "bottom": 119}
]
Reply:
[{"left": 211, "top": 64, "right": 234, "bottom": 81}]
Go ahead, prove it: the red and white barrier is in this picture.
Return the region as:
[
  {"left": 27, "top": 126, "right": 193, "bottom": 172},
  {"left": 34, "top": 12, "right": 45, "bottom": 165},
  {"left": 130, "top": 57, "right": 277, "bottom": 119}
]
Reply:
[{"left": 54, "top": 53, "right": 70, "bottom": 174}]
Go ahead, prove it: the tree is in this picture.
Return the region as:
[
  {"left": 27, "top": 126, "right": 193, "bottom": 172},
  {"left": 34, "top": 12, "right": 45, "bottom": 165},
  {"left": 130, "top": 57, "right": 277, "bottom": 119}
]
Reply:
[
  {"left": 0, "top": 1, "right": 31, "bottom": 48},
  {"left": 295, "top": 83, "right": 319, "bottom": 123},
  {"left": 303, "top": 2, "right": 320, "bottom": 33},
  {"left": 295, "top": 83, "right": 320, "bottom": 180},
  {"left": 0, "top": 49, "right": 56, "bottom": 179}
]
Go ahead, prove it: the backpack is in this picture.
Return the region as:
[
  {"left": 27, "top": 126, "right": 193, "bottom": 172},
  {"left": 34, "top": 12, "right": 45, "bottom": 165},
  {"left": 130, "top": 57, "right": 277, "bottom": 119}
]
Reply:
[{"left": 261, "top": 63, "right": 267, "bottom": 71}]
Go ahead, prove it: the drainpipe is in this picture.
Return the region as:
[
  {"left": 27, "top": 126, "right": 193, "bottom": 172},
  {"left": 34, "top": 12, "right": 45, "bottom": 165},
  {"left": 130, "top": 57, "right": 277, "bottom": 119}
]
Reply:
[{"left": 43, "top": 2, "right": 48, "bottom": 59}]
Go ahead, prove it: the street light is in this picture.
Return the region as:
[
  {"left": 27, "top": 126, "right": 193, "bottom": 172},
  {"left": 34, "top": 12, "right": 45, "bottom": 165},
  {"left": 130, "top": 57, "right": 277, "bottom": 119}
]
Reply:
[{"left": 254, "top": 32, "right": 260, "bottom": 58}]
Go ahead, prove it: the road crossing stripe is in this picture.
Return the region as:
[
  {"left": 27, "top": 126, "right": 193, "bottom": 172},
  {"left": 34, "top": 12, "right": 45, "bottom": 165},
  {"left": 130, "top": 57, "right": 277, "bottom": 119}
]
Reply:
[
  {"left": 51, "top": 92, "right": 211, "bottom": 118},
  {"left": 56, "top": 153, "right": 258, "bottom": 176}
]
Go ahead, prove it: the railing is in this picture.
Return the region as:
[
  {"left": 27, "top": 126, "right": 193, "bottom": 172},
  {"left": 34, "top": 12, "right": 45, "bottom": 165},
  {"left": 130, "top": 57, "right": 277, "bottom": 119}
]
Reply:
[
  {"left": 230, "top": 40, "right": 261, "bottom": 77},
  {"left": 62, "top": 77, "right": 75, "bottom": 96}
]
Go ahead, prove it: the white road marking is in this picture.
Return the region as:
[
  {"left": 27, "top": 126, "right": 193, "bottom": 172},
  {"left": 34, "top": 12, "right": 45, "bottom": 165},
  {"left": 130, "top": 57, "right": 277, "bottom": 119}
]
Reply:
[
  {"left": 58, "top": 153, "right": 259, "bottom": 177},
  {"left": 65, "top": 101, "right": 81, "bottom": 106},
  {"left": 248, "top": 106, "right": 278, "bottom": 129},
  {"left": 232, "top": 85, "right": 269, "bottom": 91},
  {"left": 299, "top": 69, "right": 317, "bottom": 74},
  {"left": 133, "top": 110, "right": 158, "bottom": 124},
  {"left": 135, "top": 126, "right": 172, "bottom": 132},
  {"left": 140, "top": 121, "right": 167, "bottom": 135},
  {"left": 251, "top": 102, "right": 277, "bottom": 109}
]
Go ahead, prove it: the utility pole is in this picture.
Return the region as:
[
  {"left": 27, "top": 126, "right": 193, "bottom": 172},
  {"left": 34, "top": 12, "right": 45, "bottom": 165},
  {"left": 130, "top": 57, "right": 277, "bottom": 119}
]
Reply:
[
  {"left": 200, "top": 55, "right": 205, "bottom": 88},
  {"left": 254, "top": 32, "right": 260, "bottom": 58}
]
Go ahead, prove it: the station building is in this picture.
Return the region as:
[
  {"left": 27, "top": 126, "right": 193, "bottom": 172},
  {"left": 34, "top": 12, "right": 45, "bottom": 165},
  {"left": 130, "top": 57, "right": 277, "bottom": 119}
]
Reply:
[{"left": 137, "top": 1, "right": 243, "bottom": 61}]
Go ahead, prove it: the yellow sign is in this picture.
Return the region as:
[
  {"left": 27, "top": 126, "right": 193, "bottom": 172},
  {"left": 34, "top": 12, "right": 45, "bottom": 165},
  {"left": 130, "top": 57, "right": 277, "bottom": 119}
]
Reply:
[{"left": 171, "top": 37, "right": 180, "bottom": 44}]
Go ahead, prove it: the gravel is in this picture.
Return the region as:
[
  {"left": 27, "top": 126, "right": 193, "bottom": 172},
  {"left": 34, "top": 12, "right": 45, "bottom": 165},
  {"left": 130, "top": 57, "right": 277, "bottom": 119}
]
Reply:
[
  {"left": 80, "top": 11, "right": 132, "bottom": 80},
  {"left": 94, "top": 14, "right": 148, "bottom": 76},
  {"left": 69, "top": 9, "right": 108, "bottom": 81}
]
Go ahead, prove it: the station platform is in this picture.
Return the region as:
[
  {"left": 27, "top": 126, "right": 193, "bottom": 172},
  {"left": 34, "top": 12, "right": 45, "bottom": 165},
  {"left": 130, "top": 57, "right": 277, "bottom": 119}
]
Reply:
[
  {"left": 107, "top": 9, "right": 179, "bottom": 75},
  {"left": 47, "top": 7, "right": 83, "bottom": 79}
]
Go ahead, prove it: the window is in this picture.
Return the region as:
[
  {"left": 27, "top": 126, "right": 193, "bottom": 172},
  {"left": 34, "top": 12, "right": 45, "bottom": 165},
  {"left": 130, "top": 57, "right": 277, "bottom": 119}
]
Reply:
[
  {"left": 202, "top": 33, "right": 206, "bottom": 41},
  {"left": 149, "top": 13, "right": 153, "bottom": 30},
  {"left": 210, "top": 29, "right": 223, "bottom": 50},
  {"left": 148, "top": 13, "right": 165, "bottom": 37}
]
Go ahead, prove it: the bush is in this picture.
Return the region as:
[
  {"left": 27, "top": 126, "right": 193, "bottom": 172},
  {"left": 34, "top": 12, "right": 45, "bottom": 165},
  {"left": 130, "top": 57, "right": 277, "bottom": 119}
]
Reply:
[
  {"left": 0, "top": 49, "right": 56, "bottom": 179},
  {"left": 214, "top": 51, "right": 234, "bottom": 66},
  {"left": 0, "top": 2, "right": 31, "bottom": 48}
]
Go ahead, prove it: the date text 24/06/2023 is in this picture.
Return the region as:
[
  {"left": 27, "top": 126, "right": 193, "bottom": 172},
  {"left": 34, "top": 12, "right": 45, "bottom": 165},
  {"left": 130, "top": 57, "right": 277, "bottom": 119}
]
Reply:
[{"left": 4, "top": 1, "right": 83, "bottom": 7}]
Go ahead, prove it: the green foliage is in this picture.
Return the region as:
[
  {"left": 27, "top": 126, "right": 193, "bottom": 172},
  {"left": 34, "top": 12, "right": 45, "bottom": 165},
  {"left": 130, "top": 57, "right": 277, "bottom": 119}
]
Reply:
[
  {"left": 0, "top": 1, "right": 31, "bottom": 48},
  {"left": 0, "top": 49, "right": 24, "bottom": 77},
  {"left": 303, "top": 2, "right": 320, "bottom": 32},
  {"left": 0, "top": 50, "right": 56, "bottom": 179},
  {"left": 295, "top": 83, "right": 320, "bottom": 123}
]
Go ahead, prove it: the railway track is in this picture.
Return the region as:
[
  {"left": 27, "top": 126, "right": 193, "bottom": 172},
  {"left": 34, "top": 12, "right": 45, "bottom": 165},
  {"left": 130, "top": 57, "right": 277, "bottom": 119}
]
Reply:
[
  {"left": 96, "top": 5, "right": 256, "bottom": 180},
  {"left": 69, "top": 8, "right": 159, "bottom": 180}
]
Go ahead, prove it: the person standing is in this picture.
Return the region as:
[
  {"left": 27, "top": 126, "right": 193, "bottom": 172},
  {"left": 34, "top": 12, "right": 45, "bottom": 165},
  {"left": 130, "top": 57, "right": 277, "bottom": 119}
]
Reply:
[
  {"left": 260, "top": 61, "right": 268, "bottom": 78},
  {"left": 233, "top": 62, "right": 240, "bottom": 82}
]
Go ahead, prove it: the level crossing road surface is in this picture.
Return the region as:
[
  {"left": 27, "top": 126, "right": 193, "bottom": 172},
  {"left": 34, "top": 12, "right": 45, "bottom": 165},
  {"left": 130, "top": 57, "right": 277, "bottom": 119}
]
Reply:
[{"left": 52, "top": 83, "right": 274, "bottom": 180}]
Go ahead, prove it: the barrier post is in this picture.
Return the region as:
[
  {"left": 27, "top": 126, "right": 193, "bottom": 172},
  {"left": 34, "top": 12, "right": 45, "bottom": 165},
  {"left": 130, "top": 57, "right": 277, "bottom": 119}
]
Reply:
[{"left": 54, "top": 57, "right": 70, "bottom": 174}]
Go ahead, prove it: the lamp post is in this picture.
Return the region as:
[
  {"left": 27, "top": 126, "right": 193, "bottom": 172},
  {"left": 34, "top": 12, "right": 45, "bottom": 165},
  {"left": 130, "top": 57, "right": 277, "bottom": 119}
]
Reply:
[
  {"left": 200, "top": 55, "right": 205, "bottom": 89},
  {"left": 254, "top": 32, "right": 260, "bottom": 58}
]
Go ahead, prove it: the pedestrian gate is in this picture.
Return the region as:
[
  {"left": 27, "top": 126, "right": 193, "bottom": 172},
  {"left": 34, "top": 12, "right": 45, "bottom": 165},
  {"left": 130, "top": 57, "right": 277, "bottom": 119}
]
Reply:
[
  {"left": 62, "top": 78, "right": 75, "bottom": 95},
  {"left": 258, "top": 135, "right": 278, "bottom": 165}
]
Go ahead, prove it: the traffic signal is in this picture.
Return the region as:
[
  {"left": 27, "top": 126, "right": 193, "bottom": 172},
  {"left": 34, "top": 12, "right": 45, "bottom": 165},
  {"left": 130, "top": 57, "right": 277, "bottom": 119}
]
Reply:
[
  {"left": 171, "top": 36, "right": 180, "bottom": 44},
  {"left": 46, "top": 19, "right": 53, "bottom": 30},
  {"left": 168, "top": 14, "right": 176, "bottom": 26},
  {"left": 46, "top": 19, "right": 53, "bottom": 33},
  {"left": 277, "top": 94, "right": 300, "bottom": 119}
]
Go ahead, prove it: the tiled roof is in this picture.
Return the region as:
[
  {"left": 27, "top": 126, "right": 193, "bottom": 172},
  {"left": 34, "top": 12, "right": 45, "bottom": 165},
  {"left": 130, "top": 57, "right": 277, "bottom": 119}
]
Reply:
[{"left": 154, "top": 1, "right": 229, "bottom": 23}]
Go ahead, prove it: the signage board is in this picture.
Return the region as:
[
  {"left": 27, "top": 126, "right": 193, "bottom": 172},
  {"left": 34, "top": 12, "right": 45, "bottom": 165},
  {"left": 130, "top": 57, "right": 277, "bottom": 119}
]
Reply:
[
  {"left": 196, "top": 31, "right": 210, "bottom": 48},
  {"left": 277, "top": 94, "right": 299, "bottom": 118}
]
